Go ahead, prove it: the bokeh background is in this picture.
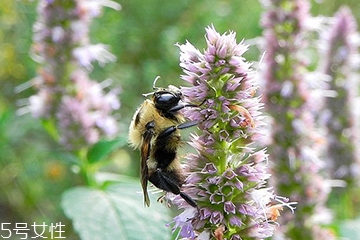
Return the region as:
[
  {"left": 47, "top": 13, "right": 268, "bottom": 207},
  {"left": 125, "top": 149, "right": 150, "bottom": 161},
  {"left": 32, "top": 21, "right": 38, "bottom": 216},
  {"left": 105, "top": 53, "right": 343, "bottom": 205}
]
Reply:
[{"left": 1, "top": 0, "right": 359, "bottom": 239}]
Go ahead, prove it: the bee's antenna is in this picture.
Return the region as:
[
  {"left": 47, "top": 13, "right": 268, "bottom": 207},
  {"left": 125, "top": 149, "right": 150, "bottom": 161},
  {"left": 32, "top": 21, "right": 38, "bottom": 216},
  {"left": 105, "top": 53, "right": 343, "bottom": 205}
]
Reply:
[
  {"left": 153, "top": 76, "right": 161, "bottom": 90},
  {"left": 142, "top": 76, "right": 162, "bottom": 97},
  {"left": 142, "top": 92, "right": 154, "bottom": 97}
]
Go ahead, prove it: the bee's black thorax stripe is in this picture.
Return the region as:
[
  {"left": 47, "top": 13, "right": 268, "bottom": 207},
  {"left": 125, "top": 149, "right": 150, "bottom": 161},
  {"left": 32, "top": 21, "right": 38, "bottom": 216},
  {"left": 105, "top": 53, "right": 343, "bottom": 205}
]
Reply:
[
  {"left": 153, "top": 131, "right": 179, "bottom": 169},
  {"left": 154, "top": 147, "right": 176, "bottom": 169}
]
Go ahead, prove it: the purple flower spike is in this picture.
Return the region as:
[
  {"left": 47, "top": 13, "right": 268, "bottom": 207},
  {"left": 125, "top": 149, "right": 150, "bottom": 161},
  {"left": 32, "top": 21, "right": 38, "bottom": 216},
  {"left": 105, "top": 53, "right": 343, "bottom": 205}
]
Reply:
[
  {"left": 320, "top": 7, "right": 360, "bottom": 185},
  {"left": 28, "top": 0, "right": 121, "bottom": 150},
  {"left": 170, "top": 25, "right": 290, "bottom": 239},
  {"left": 260, "top": 0, "right": 334, "bottom": 239}
]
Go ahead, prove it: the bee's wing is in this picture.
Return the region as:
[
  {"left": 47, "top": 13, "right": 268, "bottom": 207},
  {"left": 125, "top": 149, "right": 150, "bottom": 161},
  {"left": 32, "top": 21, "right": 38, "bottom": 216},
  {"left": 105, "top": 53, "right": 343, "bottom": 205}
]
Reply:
[{"left": 141, "top": 129, "right": 153, "bottom": 207}]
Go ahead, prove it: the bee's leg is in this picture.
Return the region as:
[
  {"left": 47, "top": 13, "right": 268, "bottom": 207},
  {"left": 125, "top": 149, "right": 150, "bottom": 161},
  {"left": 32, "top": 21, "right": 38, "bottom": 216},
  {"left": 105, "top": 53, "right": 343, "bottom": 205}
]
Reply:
[
  {"left": 157, "top": 193, "right": 173, "bottom": 208},
  {"left": 169, "top": 103, "right": 198, "bottom": 112},
  {"left": 170, "top": 99, "right": 207, "bottom": 113},
  {"left": 157, "top": 120, "right": 198, "bottom": 139},
  {"left": 179, "top": 192, "right": 198, "bottom": 208},
  {"left": 157, "top": 193, "right": 166, "bottom": 203},
  {"left": 149, "top": 169, "right": 197, "bottom": 208},
  {"left": 178, "top": 120, "right": 199, "bottom": 129}
]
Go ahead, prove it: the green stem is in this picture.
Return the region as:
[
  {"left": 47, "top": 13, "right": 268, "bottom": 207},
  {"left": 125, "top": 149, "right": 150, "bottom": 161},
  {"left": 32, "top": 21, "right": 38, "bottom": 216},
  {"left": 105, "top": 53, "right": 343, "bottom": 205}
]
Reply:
[{"left": 77, "top": 148, "right": 97, "bottom": 187}]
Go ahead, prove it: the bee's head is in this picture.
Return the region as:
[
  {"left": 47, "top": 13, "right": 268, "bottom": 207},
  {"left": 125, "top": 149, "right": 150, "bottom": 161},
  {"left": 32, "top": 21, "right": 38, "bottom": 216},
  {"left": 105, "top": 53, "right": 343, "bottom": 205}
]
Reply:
[{"left": 153, "top": 86, "right": 182, "bottom": 111}]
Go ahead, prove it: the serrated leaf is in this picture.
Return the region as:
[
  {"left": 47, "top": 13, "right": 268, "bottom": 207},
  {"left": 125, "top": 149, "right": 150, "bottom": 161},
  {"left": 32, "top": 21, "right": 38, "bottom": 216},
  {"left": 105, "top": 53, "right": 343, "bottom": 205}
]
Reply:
[
  {"left": 62, "top": 182, "right": 172, "bottom": 240},
  {"left": 87, "top": 137, "right": 127, "bottom": 164}
]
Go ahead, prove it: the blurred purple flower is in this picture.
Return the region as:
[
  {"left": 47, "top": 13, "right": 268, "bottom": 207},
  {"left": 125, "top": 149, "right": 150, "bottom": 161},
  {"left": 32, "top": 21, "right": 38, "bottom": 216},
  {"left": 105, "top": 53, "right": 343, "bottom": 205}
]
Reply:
[
  {"left": 57, "top": 70, "right": 120, "bottom": 149},
  {"left": 260, "top": 0, "right": 334, "bottom": 239},
  {"left": 319, "top": 7, "right": 360, "bottom": 185},
  {"left": 28, "top": 0, "right": 121, "bottom": 150},
  {"left": 169, "top": 25, "right": 294, "bottom": 239},
  {"left": 73, "top": 44, "right": 116, "bottom": 70}
]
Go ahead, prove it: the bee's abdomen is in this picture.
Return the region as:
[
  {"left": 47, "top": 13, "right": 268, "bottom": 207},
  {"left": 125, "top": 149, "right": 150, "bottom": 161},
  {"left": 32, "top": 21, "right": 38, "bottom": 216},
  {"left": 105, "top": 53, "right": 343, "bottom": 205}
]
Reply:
[{"left": 153, "top": 146, "right": 177, "bottom": 169}]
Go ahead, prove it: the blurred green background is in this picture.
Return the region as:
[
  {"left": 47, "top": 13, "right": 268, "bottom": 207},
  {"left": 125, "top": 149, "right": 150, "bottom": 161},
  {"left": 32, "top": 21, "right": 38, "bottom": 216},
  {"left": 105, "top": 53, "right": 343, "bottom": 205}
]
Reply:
[{"left": 1, "top": 0, "right": 359, "bottom": 239}]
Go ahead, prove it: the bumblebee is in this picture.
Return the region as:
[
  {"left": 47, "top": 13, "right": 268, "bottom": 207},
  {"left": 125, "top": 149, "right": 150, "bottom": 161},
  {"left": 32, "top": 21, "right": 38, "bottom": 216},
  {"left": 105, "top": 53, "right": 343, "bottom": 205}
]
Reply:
[{"left": 128, "top": 77, "right": 197, "bottom": 207}]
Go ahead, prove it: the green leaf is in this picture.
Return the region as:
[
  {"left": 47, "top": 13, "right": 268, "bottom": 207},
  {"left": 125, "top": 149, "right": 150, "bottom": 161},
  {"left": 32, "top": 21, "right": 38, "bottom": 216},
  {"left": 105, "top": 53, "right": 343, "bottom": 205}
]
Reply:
[
  {"left": 62, "top": 182, "right": 172, "bottom": 240},
  {"left": 339, "top": 217, "right": 360, "bottom": 239},
  {"left": 54, "top": 151, "right": 80, "bottom": 165},
  {"left": 87, "top": 137, "right": 127, "bottom": 164},
  {"left": 41, "top": 119, "right": 59, "bottom": 141}
]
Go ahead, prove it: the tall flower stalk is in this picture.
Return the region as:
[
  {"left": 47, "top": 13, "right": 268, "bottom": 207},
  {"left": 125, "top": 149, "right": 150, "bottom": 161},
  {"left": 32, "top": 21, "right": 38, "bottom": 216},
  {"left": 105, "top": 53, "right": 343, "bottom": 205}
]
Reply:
[
  {"left": 260, "top": 0, "right": 333, "bottom": 239},
  {"left": 318, "top": 7, "right": 360, "bottom": 221},
  {"left": 319, "top": 7, "right": 360, "bottom": 187},
  {"left": 27, "top": 0, "right": 121, "bottom": 185},
  {"left": 170, "top": 25, "right": 293, "bottom": 240}
]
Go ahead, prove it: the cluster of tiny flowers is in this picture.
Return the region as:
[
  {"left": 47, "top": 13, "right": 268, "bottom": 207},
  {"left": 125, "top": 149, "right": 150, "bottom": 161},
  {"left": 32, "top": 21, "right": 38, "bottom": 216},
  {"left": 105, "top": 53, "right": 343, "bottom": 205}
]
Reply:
[
  {"left": 29, "top": 0, "right": 121, "bottom": 150},
  {"left": 56, "top": 70, "right": 120, "bottom": 149},
  {"left": 260, "top": 0, "right": 334, "bottom": 239},
  {"left": 170, "top": 25, "right": 293, "bottom": 240},
  {"left": 319, "top": 7, "right": 360, "bottom": 185}
]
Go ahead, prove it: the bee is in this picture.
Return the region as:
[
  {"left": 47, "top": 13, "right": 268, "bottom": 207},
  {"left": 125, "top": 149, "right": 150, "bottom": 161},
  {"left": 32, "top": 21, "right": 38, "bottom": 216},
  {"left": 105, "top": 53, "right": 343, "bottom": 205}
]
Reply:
[{"left": 128, "top": 77, "right": 198, "bottom": 208}]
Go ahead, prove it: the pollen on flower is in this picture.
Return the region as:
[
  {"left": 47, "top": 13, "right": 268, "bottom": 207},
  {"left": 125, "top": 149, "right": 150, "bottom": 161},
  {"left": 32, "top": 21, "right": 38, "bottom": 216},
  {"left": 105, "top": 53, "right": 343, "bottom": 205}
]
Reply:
[
  {"left": 214, "top": 224, "right": 226, "bottom": 240},
  {"left": 229, "top": 104, "right": 255, "bottom": 128},
  {"left": 266, "top": 204, "right": 284, "bottom": 221}
]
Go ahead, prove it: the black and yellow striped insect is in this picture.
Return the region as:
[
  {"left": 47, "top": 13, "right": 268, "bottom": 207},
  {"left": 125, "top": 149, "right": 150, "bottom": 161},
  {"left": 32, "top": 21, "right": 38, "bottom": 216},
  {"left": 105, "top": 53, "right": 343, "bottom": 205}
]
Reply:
[{"left": 128, "top": 77, "right": 197, "bottom": 207}]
